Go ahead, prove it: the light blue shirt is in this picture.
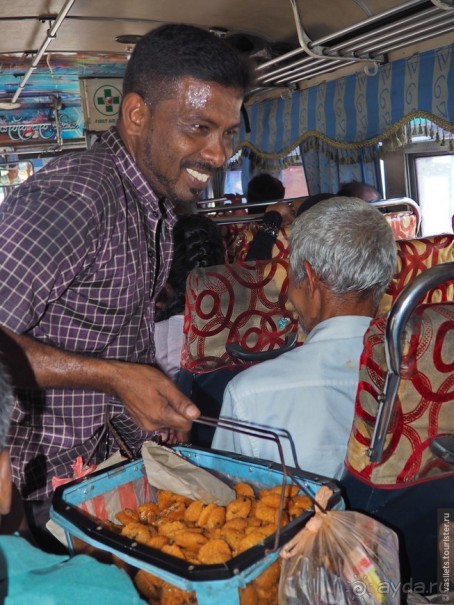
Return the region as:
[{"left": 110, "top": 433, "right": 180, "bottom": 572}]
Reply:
[
  {"left": 0, "top": 535, "right": 145, "bottom": 604},
  {"left": 212, "top": 315, "right": 372, "bottom": 479}
]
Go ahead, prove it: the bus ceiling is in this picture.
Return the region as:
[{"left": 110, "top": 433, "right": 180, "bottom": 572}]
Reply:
[{"left": 0, "top": 0, "right": 452, "bottom": 112}]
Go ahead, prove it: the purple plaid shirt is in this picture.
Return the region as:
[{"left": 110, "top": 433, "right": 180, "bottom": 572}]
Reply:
[{"left": 0, "top": 128, "right": 177, "bottom": 500}]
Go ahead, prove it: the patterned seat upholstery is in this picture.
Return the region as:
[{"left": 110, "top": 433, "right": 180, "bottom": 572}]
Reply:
[
  {"left": 235, "top": 227, "right": 291, "bottom": 261},
  {"left": 383, "top": 211, "right": 417, "bottom": 240},
  {"left": 234, "top": 210, "right": 423, "bottom": 262},
  {"left": 378, "top": 234, "right": 454, "bottom": 314},
  {"left": 181, "top": 234, "right": 454, "bottom": 374},
  {"left": 345, "top": 303, "right": 454, "bottom": 486},
  {"left": 180, "top": 259, "right": 299, "bottom": 373},
  {"left": 218, "top": 222, "right": 260, "bottom": 263}
]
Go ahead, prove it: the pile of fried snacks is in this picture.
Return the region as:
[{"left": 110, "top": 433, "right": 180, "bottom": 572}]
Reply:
[{"left": 112, "top": 482, "right": 312, "bottom": 604}]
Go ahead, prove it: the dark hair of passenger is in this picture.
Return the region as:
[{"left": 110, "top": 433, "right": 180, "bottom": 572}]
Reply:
[
  {"left": 337, "top": 180, "right": 381, "bottom": 203},
  {"left": 246, "top": 173, "right": 285, "bottom": 215},
  {"left": 122, "top": 24, "right": 253, "bottom": 107},
  {"left": 296, "top": 192, "right": 335, "bottom": 217},
  {"left": 156, "top": 215, "right": 225, "bottom": 321}
]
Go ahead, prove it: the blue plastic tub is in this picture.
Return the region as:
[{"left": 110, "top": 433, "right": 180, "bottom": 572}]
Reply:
[{"left": 51, "top": 446, "right": 343, "bottom": 605}]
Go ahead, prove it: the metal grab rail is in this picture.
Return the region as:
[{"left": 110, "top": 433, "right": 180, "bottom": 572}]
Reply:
[
  {"left": 368, "top": 261, "right": 454, "bottom": 463},
  {"left": 371, "top": 197, "right": 422, "bottom": 233}
]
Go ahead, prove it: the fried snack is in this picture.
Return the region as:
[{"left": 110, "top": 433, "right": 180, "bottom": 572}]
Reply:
[
  {"left": 199, "top": 503, "right": 226, "bottom": 530},
  {"left": 237, "top": 531, "right": 265, "bottom": 553},
  {"left": 198, "top": 538, "right": 232, "bottom": 564},
  {"left": 157, "top": 501, "right": 187, "bottom": 523},
  {"left": 173, "top": 530, "right": 208, "bottom": 550},
  {"left": 158, "top": 521, "right": 187, "bottom": 538},
  {"left": 234, "top": 482, "right": 255, "bottom": 498},
  {"left": 148, "top": 535, "right": 169, "bottom": 550},
  {"left": 184, "top": 500, "right": 204, "bottom": 524},
  {"left": 161, "top": 543, "right": 186, "bottom": 560},
  {"left": 219, "top": 527, "right": 244, "bottom": 552},
  {"left": 121, "top": 522, "right": 156, "bottom": 545},
  {"left": 259, "top": 493, "right": 287, "bottom": 509},
  {"left": 115, "top": 507, "right": 140, "bottom": 525},
  {"left": 222, "top": 518, "right": 248, "bottom": 532},
  {"left": 226, "top": 496, "right": 251, "bottom": 521},
  {"left": 255, "top": 502, "right": 279, "bottom": 524},
  {"left": 269, "top": 484, "right": 299, "bottom": 498},
  {"left": 137, "top": 502, "right": 160, "bottom": 524},
  {"left": 290, "top": 494, "right": 312, "bottom": 509}
]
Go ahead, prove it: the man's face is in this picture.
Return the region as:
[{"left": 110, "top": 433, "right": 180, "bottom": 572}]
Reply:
[{"left": 135, "top": 77, "right": 244, "bottom": 203}]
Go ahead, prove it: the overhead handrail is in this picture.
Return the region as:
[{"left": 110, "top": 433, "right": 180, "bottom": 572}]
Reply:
[
  {"left": 11, "top": 0, "right": 77, "bottom": 104},
  {"left": 368, "top": 262, "right": 454, "bottom": 463}
]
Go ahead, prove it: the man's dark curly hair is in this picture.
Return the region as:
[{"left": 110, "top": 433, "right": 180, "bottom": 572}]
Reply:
[
  {"left": 123, "top": 24, "right": 253, "bottom": 108},
  {"left": 156, "top": 214, "right": 225, "bottom": 321}
]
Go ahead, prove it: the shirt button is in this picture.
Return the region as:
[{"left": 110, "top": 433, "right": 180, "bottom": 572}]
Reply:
[{"left": 152, "top": 211, "right": 158, "bottom": 218}]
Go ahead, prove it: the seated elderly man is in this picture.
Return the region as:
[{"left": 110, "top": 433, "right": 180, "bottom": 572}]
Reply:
[{"left": 212, "top": 197, "right": 396, "bottom": 478}]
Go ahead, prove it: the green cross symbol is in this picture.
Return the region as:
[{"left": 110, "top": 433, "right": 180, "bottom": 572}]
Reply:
[{"left": 95, "top": 87, "right": 121, "bottom": 114}]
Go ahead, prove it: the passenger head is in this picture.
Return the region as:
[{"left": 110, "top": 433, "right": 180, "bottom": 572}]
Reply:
[
  {"left": 246, "top": 173, "right": 285, "bottom": 215},
  {"left": 0, "top": 361, "right": 14, "bottom": 516},
  {"left": 289, "top": 197, "right": 396, "bottom": 315},
  {"left": 118, "top": 24, "right": 252, "bottom": 204},
  {"left": 156, "top": 214, "right": 225, "bottom": 321},
  {"left": 296, "top": 192, "right": 335, "bottom": 217},
  {"left": 337, "top": 180, "right": 381, "bottom": 203}
]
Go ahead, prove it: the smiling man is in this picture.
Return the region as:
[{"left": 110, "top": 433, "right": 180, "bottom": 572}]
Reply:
[{"left": 0, "top": 24, "right": 251, "bottom": 547}]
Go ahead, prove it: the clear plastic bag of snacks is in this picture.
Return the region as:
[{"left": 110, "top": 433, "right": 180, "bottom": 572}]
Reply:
[{"left": 278, "top": 487, "right": 400, "bottom": 605}]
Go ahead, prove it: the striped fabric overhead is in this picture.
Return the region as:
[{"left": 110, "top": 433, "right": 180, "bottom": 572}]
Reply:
[{"left": 237, "top": 43, "right": 454, "bottom": 159}]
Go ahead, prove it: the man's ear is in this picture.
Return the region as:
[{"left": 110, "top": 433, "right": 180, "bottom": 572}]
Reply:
[
  {"left": 119, "top": 92, "right": 149, "bottom": 136},
  {"left": 0, "top": 449, "right": 12, "bottom": 516},
  {"left": 303, "top": 260, "right": 319, "bottom": 295}
]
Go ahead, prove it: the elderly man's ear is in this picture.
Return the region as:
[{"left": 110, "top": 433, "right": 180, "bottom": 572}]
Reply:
[{"left": 0, "top": 449, "right": 12, "bottom": 516}]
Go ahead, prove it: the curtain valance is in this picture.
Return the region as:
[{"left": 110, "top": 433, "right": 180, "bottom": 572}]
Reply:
[{"left": 235, "top": 43, "right": 454, "bottom": 162}]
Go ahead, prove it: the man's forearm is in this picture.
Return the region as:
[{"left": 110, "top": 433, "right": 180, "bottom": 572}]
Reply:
[{"left": 0, "top": 325, "right": 120, "bottom": 394}]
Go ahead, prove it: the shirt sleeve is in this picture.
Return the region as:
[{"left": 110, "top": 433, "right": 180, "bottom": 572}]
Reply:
[
  {"left": 245, "top": 211, "right": 283, "bottom": 261},
  {"left": 0, "top": 182, "right": 97, "bottom": 332}
]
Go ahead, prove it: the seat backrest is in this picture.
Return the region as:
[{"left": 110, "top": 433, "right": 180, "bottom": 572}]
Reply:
[
  {"left": 181, "top": 235, "right": 453, "bottom": 375},
  {"left": 378, "top": 233, "right": 454, "bottom": 314},
  {"left": 345, "top": 301, "right": 454, "bottom": 486},
  {"left": 235, "top": 227, "right": 291, "bottom": 261},
  {"left": 383, "top": 211, "right": 417, "bottom": 239},
  {"left": 218, "top": 222, "right": 260, "bottom": 263},
  {"left": 181, "top": 260, "right": 299, "bottom": 373}
]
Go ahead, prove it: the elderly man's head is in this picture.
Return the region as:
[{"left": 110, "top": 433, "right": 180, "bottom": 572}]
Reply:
[{"left": 288, "top": 197, "right": 396, "bottom": 332}]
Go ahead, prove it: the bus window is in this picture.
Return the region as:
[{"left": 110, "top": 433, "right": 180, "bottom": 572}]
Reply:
[
  {"left": 410, "top": 153, "right": 454, "bottom": 236},
  {"left": 281, "top": 164, "right": 309, "bottom": 199}
]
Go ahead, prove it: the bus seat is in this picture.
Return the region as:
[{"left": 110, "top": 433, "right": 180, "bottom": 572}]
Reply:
[
  {"left": 180, "top": 259, "right": 299, "bottom": 374},
  {"left": 234, "top": 204, "right": 428, "bottom": 262},
  {"left": 383, "top": 210, "right": 417, "bottom": 239},
  {"left": 178, "top": 259, "right": 299, "bottom": 446},
  {"left": 235, "top": 226, "right": 291, "bottom": 261},
  {"left": 378, "top": 233, "right": 454, "bottom": 314},
  {"left": 218, "top": 221, "right": 260, "bottom": 263},
  {"left": 341, "top": 263, "right": 454, "bottom": 591}
]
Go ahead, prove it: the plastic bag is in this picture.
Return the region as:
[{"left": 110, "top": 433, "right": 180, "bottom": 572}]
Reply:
[{"left": 278, "top": 487, "right": 400, "bottom": 605}]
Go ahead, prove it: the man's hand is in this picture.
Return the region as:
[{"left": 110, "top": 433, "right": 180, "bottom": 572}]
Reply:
[
  {"left": 266, "top": 202, "right": 295, "bottom": 227},
  {"left": 110, "top": 361, "right": 200, "bottom": 432},
  {"left": 0, "top": 326, "right": 200, "bottom": 434}
]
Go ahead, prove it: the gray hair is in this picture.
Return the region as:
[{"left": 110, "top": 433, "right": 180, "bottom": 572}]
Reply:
[
  {"left": 0, "top": 361, "right": 13, "bottom": 451},
  {"left": 289, "top": 196, "right": 397, "bottom": 307}
]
